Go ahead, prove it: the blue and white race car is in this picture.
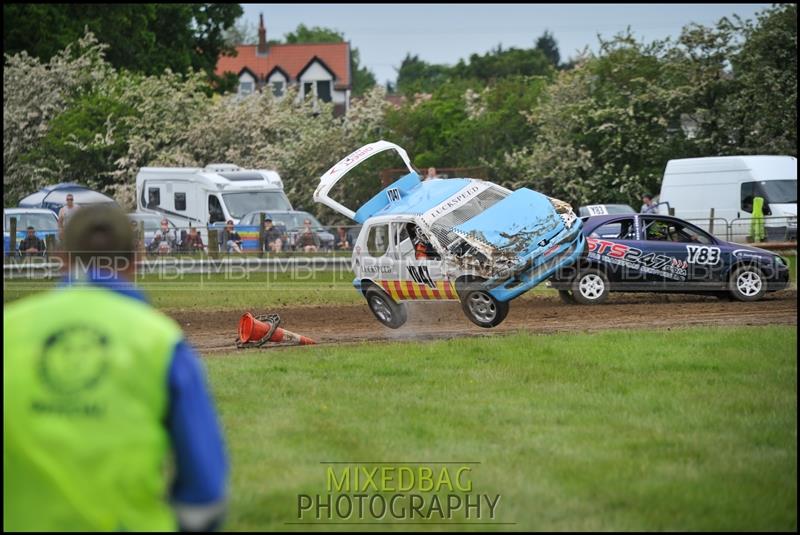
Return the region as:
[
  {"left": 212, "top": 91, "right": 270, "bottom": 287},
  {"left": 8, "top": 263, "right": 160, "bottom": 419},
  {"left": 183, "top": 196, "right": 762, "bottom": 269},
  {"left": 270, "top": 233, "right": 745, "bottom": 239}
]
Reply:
[
  {"left": 314, "top": 141, "right": 585, "bottom": 328},
  {"left": 548, "top": 213, "right": 791, "bottom": 304}
]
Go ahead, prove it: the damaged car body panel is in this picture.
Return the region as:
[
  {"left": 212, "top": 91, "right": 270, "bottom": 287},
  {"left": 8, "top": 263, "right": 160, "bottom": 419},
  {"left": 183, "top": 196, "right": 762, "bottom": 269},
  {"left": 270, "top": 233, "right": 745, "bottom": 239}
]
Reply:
[{"left": 314, "top": 140, "right": 586, "bottom": 328}]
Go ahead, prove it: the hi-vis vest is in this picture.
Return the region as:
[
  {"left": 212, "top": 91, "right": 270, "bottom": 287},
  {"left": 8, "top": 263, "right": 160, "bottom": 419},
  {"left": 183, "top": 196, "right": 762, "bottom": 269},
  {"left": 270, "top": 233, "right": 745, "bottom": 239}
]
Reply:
[{"left": 3, "top": 285, "right": 182, "bottom": 531}]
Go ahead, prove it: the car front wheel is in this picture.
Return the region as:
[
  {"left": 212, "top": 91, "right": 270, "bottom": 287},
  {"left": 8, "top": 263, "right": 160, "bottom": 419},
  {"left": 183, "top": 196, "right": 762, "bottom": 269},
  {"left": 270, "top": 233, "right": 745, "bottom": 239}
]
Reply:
[
  {"left": 729, "top": 265, "right": 767, "bottom": 302},
  {"left": 571, "top": 269, "right": 610, "bottom": 305},
  {"left": 365, "top": 287, "right": 408, "bottom": 328},
  {"left": 460, "top": 290, "right": 509, "bottom": 328}
]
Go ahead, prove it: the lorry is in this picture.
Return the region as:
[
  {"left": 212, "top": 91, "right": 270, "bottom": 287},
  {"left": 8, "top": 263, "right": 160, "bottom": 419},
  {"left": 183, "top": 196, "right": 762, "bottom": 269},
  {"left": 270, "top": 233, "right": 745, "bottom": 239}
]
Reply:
[
  {"left": 135, "top": 164, "right": 292, "bottom": 242},
  {"left": 658, "top": 155, "right": 797, "bottom": 243}
]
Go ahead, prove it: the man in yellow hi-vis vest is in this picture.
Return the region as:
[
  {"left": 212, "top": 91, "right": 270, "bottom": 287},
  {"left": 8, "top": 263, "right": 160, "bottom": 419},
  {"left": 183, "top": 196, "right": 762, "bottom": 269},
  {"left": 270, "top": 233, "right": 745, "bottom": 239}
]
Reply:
[{"left": 4, "top": 205, "right": 228, "bottom": 531}]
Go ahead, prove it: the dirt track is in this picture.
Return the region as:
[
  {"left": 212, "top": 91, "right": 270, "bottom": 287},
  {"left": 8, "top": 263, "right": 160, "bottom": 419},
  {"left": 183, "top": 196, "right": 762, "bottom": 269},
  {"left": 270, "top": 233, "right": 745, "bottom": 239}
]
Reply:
[{"left": 167, "top": 289, "right": 798, "bottom": 354}]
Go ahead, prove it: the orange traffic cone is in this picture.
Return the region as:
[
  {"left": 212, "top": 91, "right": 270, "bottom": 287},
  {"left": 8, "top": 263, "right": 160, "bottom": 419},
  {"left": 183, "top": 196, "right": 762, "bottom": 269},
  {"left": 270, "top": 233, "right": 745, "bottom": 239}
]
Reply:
[{"left": 238, "top": 312, "right": 315, "bottom": 346}]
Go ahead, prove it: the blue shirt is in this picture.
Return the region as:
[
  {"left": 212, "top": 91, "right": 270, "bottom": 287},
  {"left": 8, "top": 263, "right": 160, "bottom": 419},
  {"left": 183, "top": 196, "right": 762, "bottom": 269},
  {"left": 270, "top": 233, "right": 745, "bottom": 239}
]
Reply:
[{"left": 64, "top": 271, "right": 228, "bottom": 506}]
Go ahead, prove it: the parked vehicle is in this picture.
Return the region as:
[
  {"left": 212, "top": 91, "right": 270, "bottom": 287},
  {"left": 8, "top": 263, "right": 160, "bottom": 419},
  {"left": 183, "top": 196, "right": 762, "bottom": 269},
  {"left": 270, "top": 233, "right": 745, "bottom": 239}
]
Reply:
[
  {"left": 314, "top": 140, "right": 585, "bottom": 329},
  {"left": 3, "top": 208, "right": 59, "bottom": 254},
  {"left": 578, "top": 203, "right": 636, "bottom": 217},
  {"left": 658, "top": 155, "right": 797, "bottom": 242},
  {"left": 135, "top": 164, "right": 292, "bottom": 244},
  {"left": 548, "top": 213, "right": 790, "bottom": 304},
  {"left": 239, "top": 210, "right": 335, "bottom": 251},
  {"left": 17, "top": 183, "right": 117, "bottom": 214}
]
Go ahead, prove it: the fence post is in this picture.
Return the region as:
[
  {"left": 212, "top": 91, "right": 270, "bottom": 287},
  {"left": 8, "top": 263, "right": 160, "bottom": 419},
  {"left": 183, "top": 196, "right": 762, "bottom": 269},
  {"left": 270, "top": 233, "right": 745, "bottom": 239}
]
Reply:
[
  {"left": 258, "top": 212, "right": 265, "bottom": 258},
  {"left": 8, "top": 217, "right": 17, "bottom": 258},
  {"left": 709, "top": 208, "right": 715, "bottom": 235},
  {"left": 45, "top": 234, "right": 56, "bottom": 258},
  {"left": 208, "top": 229, "right": 219, "bottom": 259}
]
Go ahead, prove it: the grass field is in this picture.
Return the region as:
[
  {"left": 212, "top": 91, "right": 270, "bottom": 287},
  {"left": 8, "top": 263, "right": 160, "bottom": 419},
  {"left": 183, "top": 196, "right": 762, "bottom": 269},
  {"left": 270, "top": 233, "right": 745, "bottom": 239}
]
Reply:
[{"left": 207, "top": 325, "right": 797, "bottom": 531}]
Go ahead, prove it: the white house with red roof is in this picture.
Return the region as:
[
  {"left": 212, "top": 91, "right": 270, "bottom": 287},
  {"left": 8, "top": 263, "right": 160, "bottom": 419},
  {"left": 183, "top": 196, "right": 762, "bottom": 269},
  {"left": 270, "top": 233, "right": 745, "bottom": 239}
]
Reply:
[{"left": 216, "top": 15, "right": 351, "bottom": 115}]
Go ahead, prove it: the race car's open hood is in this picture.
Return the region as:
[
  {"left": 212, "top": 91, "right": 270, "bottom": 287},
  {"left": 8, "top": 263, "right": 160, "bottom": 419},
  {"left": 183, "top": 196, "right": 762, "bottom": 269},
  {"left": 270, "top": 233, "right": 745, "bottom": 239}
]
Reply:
[{"left": 451, "top": 188, "right": 563, "bottom": 257}]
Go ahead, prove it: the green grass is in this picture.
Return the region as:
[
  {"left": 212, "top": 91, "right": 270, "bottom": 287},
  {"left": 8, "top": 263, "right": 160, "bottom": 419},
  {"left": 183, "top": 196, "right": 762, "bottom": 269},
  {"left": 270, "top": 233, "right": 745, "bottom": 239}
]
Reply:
[{"left": 206, "top": 326, "right": 797, "bottom": 531}]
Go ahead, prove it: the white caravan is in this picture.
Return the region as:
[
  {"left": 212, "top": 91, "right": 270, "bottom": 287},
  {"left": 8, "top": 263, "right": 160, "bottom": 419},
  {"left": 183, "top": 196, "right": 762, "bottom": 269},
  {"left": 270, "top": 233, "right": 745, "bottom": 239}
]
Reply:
[
  {"left": 658, "top": 155, "right": 797, "bottom": 242},
  {"left": 135, "top": 164, "right": 292, "bottom": 238}
]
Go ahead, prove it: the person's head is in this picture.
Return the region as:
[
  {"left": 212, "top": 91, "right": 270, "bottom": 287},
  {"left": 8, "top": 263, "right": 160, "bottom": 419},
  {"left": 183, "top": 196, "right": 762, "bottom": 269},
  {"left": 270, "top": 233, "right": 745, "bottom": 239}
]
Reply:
[
  {"left": 337, "top": 226, "right": 346, "bottom": 236},
  {"left": 65, "top": 194, "right": 74, "bottom": 207},
  {"left": 642, "top": 194, "right": 653, "bottom": 204},
  {"left": 226, "top": 220, "right": 234, "bottom": 230},
  {"left": 427, "top": 167, "right": 437, "bottom": 178},
  {"left": 189, "top": 226, "right": 197, "bottom": 236},
  {"left": 26, "top": 226, "right": 36, "bottom": 238},
  {"left": 264, "top": 215, "right": 273, "bottom": 228},
  {"left": 303, "top": 218, "right": 312, "bottom": 229},
  {"left": 160, "top": 218, "right": 169, "bottom": 232},
  {"left": 63, "top": 205, "right": 136, "bottom": 278}
]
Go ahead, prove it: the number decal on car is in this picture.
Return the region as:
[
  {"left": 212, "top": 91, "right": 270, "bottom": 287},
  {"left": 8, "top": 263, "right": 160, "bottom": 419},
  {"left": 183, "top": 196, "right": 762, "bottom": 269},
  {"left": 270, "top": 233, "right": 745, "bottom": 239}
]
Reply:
[{"left": 686, "top": 245, "right": 720, "bottom": 265}]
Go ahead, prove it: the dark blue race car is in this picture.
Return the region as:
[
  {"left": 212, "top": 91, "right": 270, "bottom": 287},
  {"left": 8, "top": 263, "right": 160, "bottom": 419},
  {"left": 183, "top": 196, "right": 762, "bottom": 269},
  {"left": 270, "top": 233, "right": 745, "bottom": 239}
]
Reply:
[{"left": 548, "top": 214, "right": 791, "bottom": 304}]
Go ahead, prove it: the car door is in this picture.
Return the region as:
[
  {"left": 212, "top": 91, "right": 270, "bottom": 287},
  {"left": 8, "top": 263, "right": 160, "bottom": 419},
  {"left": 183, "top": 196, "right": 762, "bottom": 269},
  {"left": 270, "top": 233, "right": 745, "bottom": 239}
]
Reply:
[
  {"left": 639, "top": 216, "right": 704, "bottom": 289},
  {"left": 389, "top": 220, "right": 450, "bottom": 300},
  {"left": 357, "top": 221, "right": 395, "bottom": 287}
]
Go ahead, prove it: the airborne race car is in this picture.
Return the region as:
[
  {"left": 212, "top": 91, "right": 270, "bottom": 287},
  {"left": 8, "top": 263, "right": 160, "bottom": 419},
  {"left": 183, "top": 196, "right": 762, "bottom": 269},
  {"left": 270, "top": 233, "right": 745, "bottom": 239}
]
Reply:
[
  {"left": 314, "top": 141, "right": 585, "bottom": 328},
  {"left": 548, "top": 213, "right": 791, "bottom": 304}
]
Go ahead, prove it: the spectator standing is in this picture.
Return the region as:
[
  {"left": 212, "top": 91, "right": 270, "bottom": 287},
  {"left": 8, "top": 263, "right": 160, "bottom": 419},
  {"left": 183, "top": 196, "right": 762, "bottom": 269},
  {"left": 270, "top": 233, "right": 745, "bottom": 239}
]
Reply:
[
  {"left": 4, "top": 205, "right": 228, "bottom": 531},
  {"left": 640, "top": 194, "right": 658, "bottom": 214},
  {"left": 17, "top": 226, "right": 46, "bottom": 256},
  {"left": 58, "top": 193, "right": 80, "bottom": 239},
  {"left": 296, "top": 219, "right": 320, "bottom": 253},
  {"left": 425, "top": 167, "right": 438, "bottom": 181},
  {"left": 261, "top": 216, "right": 284, "bottom": 253},
  {"left": 222, "top": 220, "right": 243, "bottom": 254}
]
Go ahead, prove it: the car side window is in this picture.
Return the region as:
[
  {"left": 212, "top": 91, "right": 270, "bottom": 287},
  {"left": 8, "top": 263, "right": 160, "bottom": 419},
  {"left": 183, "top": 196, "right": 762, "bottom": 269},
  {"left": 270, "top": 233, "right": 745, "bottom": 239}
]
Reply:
[
  {"left": 366, "top": 224, "right": 389, "bottom": 257},
  {"left": 643, "top": 218, "right": 712, "bottom": 244},
  {"left": 590, "top": 218, "right": 636, "bottom": 240}
]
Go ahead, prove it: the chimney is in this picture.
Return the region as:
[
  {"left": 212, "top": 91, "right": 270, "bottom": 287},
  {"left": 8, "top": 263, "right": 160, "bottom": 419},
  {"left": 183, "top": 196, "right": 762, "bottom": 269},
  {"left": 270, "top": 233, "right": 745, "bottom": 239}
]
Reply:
[{"left": 257, "top": 13, "right": 268, "bottom": 55}]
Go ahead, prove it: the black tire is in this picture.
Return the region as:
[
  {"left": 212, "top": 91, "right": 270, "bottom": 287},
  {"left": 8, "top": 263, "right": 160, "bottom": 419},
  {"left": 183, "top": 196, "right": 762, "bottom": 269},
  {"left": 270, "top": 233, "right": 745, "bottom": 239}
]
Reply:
[
  {"left": 460, "top": 289, "right": 509, "bottom": 328},
  {"left": 365, "top": 287, "right": 408, "bottom": 328},
  {"left": 571, "top": 268, "right": 610, "bottom": 305},
  {"left": 728, "top": 265, "right": 767, "bottom": 302},
  {"left": 558, "top": 290, "right": 576, "bottom": 304}
]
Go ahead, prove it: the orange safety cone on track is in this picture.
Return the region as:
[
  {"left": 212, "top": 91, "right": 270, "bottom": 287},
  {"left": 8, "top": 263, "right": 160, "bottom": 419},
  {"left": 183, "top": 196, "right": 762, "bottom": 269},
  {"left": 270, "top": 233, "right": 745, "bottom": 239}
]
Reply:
[{"left": 238, "top": 312, "right": 315, "bottom": 347}]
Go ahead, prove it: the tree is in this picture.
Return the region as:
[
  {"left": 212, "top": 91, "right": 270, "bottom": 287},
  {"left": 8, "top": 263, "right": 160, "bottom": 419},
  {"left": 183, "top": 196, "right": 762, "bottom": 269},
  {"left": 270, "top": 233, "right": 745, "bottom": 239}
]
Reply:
[
  {"left": 395, "top": 54, "right": 452, "bottom": 94},
  {"left": 3, "top": 4, "right": 241, "bottom": 82},
  {"left": 535, "top": 30, "right": 561, "bottom": 68},
  {"left": 283, "top": 24, "right": 377, "bottom": 96}
]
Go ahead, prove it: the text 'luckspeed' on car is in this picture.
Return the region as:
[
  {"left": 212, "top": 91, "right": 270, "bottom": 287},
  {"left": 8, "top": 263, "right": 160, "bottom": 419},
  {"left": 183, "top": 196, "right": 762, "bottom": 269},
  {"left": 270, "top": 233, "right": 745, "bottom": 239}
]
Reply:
[{"left": 313, "top": 140, "right": 586, "bottom": 328}]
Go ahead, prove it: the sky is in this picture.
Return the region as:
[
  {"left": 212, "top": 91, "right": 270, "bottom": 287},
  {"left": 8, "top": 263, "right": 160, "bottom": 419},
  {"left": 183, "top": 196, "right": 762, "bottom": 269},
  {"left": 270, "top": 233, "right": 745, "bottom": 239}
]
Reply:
[{"left": 239, "top": 3, "right": 772, "bottom": 86}]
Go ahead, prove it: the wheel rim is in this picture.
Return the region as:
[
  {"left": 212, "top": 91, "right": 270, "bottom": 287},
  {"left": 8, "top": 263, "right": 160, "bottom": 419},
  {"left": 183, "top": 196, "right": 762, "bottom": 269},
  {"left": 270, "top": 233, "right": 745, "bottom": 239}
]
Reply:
[
  {"left": 579, "top": 273, "right": 605, "bottom": 299},
  {"left": 736, "top": 270, "right": 762, "bottom": 296},
  {"left": 370, "top": 295, "right": 393, "bottom": 323},
  {"left": 468, "top": 292, "right": 497, "bottom": 323}
]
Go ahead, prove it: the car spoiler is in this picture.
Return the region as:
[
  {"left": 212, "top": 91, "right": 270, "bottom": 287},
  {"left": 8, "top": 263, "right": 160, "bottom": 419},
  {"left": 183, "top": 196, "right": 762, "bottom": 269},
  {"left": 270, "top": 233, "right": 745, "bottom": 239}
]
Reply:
[{"left": 313, "top": 140, "right": 416, "bottom": 221}]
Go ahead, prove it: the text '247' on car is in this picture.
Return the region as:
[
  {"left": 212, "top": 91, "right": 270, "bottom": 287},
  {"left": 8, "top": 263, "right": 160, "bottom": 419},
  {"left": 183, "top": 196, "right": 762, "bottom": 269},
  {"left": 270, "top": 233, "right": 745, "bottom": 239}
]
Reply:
[
  {"left": 547, "top": 214, "right": 790, "bottom": 304},
  {"left": 313, "top": 140, "right": 586, "bottom": 328}
]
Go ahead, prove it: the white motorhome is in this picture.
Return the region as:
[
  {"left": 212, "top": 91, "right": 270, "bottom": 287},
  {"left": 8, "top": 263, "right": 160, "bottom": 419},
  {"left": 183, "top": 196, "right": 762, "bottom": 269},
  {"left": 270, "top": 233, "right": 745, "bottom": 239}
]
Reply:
[
  {"left": 135, "top": 164, "right": 292, "bottom": 237},
  {"left": 658, "top": 155, "right": 797, "bottom": 242}
]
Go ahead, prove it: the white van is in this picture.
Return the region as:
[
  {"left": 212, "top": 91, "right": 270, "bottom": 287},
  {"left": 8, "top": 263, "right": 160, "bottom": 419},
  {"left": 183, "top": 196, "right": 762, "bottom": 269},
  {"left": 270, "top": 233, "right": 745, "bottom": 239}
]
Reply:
[
  {"left": 658, "top": 155, "right": 797, "bottom": 242},
  {"left": 136, "top": 164, "right": 293, "bottom": 236}
]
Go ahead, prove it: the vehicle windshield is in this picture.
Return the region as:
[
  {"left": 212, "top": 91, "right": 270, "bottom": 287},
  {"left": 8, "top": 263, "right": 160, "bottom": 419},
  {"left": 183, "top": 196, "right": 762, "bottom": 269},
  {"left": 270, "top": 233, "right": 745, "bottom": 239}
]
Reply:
[
  {"left": 129, "top": 216, "right": 165, "bottom": 231},
  {"left": 749, "top": 180, "right": 797, "bottom": 204},
  {"left": 222, "top": 191, "right": 292, "bottom": 218},
  {"left": 270, "top": 213, "right": 325, "bottom": 231},
  {"left": 4, "top": 213, "right": 58, "bottom": 232},
  {"left": 428, "top": 185, "right": 509, "bottom": 248}
]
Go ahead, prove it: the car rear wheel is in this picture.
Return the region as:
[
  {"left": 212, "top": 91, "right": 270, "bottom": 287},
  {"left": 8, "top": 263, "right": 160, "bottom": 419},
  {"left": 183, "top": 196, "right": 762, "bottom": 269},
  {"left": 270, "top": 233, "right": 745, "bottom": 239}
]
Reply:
[
  {"left": 558, "top": 290, "right": 576, "bottom": 304},
  {"left": 571, "top": 269, "right": 610, "bottom": 305},
  {"left": 460, "top": 290, "right": 509, "bottom": 328},
  {"left": 365, "top": 287, "right": 407, "bottom": 329},
  {"left": 729, "top": 265, "right": 767, "bottom": 302}
]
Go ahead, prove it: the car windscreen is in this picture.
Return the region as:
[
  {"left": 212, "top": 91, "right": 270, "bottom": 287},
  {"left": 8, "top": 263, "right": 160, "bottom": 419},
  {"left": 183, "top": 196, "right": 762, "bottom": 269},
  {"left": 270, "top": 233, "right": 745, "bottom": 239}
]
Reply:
[
  {"left": 605, "top": 204, "right": 636, "bottom": 214},
  {"left": 428, "top": 186, "right": 509, "bottom": 248},
  {"left": 222, "top": 192, "right": 292, "bottom": 218},
  {"left": 747, "top": 180, "right": 797, "bottom": 204},
  {"left": 5, "top": 213, "right": 58, "bottom": 232}
]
